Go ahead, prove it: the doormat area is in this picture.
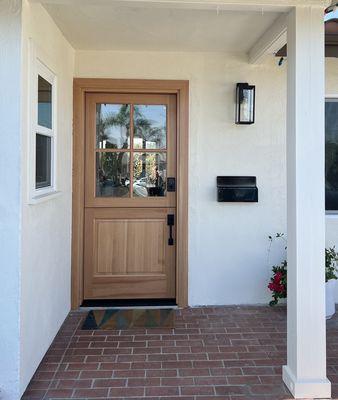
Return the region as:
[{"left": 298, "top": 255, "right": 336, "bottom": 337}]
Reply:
[{"left": 81, "top": 308, "right": 175, "bottom": 330}]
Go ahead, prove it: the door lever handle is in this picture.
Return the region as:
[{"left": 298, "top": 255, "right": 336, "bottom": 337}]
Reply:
[{"left": 167, "top": 214, "right": 174, "bottom": 246}]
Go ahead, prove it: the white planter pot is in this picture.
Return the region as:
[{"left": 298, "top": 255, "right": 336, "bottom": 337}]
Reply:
[{"left": 326, "top": 279, "right": 336, "bottom": 320}]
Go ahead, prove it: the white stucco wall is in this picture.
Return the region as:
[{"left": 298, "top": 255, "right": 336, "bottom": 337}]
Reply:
[
  {"left": 0, "top": 2, "right": 22, "bottom": 399},
  {"left": 19, "top": 1, "right": 74, "bottom": 395},
  {"left": 75, "top": 50, "right": 288, "bottom": 305},
  {"left": 75, "top": 50, "right": 338, "bottom": 305}
]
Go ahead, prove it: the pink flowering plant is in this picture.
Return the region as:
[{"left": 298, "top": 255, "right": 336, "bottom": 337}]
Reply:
[
  {"left": 267, "top": 233, "right": 338, "bottom": 306},
  {"left": 268, "top": 261, "right": 287, "bottom": 306},
  {"left": 267, "top": 233, "right": 287, "bottom": 306}
]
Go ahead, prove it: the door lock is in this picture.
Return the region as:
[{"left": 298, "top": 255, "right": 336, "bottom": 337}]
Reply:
[{"left": 167, "top": 177, "right": 176, "bottom": 192}]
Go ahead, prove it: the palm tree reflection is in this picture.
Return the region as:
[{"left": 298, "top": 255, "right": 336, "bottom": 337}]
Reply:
[{"left": 96, "top": 104, "right": 167, "bottom": 198}]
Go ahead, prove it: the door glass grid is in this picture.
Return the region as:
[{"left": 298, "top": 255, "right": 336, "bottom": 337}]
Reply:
[{"left": 95, "top": 103, "right": 168, "bottom": 198}]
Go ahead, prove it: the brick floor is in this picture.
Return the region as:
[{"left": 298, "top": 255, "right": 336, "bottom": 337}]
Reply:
[{"left": 21, "top": 306, "right": 338, "bottom": 399}]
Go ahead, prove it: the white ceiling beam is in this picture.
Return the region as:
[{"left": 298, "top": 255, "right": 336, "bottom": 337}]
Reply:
[
  {"left": 27, "top": 0, "right": 328, "bottom": 12},
  {"left": 248, "top": 13, "right": 287, "bottom": 64}
]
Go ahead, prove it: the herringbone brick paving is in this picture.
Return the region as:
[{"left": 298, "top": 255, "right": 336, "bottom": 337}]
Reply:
[{"left": 22, "top": 306, "right": 338, "bottom": 399}]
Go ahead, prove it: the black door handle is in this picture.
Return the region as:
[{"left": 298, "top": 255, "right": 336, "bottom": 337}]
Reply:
[{"left": 167, "top": 214, "right": 174, "bottom": 246}]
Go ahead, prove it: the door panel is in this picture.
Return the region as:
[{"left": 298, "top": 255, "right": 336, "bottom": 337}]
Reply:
[
  {"left": 84, "top": 208, "right": 175, "bottom": 299},
  {"left": 84, "top": 92, "right": 177, "bottom": 300}
]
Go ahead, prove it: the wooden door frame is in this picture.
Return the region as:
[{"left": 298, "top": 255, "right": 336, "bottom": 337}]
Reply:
[{"left": 72, "top": 78, "right": 189, "bottom": 309}]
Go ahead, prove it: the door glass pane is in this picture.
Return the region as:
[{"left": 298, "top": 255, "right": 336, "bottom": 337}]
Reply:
[
  {"left": 96, "top": 104, "right": 130, "bottom": 149},
  {"left": 326, "top": 100, "right": 338, "bottom": 210},
  {"left": 96, "top": 152, "right": 130, "bottom": 197},
  {"left": 133, "top": 105, "right": 166, "bottom": 149},
  {"left": 36, "top": 133, "right": 51, "bottom": 189},
  {"left": 133, "top": 153, "right": 166, "bottom": 197},
  {"left": 38, "top": 76, "right": 52, "bottom": 129}
]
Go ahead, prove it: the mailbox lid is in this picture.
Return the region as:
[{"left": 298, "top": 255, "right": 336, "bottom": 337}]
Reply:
[{"left": 217, "top": 176, "right": 256, "bottom": 188}]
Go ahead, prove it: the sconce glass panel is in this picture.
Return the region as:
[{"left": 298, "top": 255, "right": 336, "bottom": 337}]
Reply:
[{"left": 236, "top": 83, "right": 255, "bottom": 125}]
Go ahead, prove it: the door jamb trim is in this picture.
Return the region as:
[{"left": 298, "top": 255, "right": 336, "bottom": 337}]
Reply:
[{"left": 72, "top": 78, "right": 189, "bottom": 309}]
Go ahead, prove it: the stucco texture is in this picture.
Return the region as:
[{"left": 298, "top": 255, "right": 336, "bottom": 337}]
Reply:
[
  {"left": 20, "top": 0, "right": 74, "bottom": 395},
  {"left": 75, "top": 50, "right": 287, "bottom": 305},
  {"left": 75, "top": 50, "right": 338, "bottom": 305}
]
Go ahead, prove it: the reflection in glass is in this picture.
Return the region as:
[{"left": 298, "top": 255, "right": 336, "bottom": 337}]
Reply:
[
  {"left": 133, "top": 105, "right": 166, "bottom": 149},
  {"left": 325, "top": 100, "right": 338, "bottom": 210},
  {"left": 36, "top": 134, "right": 51, "bottom": 189},
  {"left": 96, "top": 104, "right": 130, "bottom": 149},
  {"left": 38, "top": 76, "right": 52, "bottom": 129},
  {"left": 133, "top": 153, "right": 166, "bottom": 197},
  {"left": 96, "top": 152, "right": 130, "bottom": 197},
  {"left": 239, "top": 89, "right": 254, "bottom": 122}
]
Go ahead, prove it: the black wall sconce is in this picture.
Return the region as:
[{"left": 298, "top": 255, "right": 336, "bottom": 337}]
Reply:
[{"left": 235, "top": 83, "right": 255, "bottom": 125}]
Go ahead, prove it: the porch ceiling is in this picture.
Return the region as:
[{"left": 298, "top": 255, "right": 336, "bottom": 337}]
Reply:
[{"left": 42, "top": 1, "right": 282, "bottom": 52}]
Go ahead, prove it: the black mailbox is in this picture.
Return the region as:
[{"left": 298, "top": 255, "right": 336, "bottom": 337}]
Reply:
[{"left": 217, "top": 176, "right": 258, "bottom": 203}]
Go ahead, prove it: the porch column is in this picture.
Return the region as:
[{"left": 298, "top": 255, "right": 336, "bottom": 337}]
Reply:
[{"left": 282, "top": 5, "right": 331, "bottom": 399}]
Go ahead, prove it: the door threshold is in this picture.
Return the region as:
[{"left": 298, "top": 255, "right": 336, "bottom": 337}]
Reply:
[{"left": 81, "top": 298, "right": 177, "bottom": 308}]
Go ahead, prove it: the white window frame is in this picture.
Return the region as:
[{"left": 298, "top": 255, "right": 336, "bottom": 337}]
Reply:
[
  {"left": 325, "top": 95, "right": 338, "bottom": 215},
  {"left": 29, "top": 50, "right": 58, "bottom": 203}
]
